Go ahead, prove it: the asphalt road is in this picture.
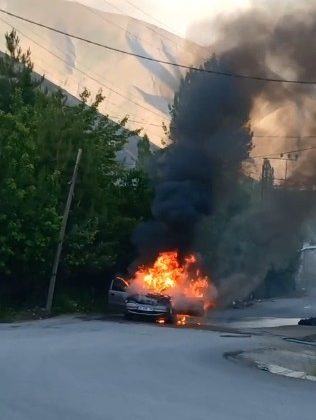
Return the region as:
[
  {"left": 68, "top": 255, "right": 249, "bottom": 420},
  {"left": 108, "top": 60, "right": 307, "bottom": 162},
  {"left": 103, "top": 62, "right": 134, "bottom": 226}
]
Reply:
[
  {"left": 208, "top": 289, "right": 316, "bottom": 328},
  {"left": 0, "top": 316, "right": 315, "bottom": 420}
]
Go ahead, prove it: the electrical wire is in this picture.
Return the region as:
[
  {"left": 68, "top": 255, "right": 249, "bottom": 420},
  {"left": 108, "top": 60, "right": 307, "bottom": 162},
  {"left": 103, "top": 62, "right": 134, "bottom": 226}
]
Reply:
[
  {"left": 121, "top": 0, "right": 209, "bottom": 61},
  {"left": 102, "top": 0, "right": 206, "bottom": 59},
  {"left": 0, "top": 17, "right": 167, "bottom": 120},
  {"left": 124, "top": 0, "right": 180, "bottom": 35},
  {"left": 252, "top": 145, "right": 316, "bottom": 159},
  {"left": 3, "top": 11, "right": 316, "bottom": 153},
  {"left": 85, "top": 5, "right": 181, "bottom": 62},
  {"left": 1, "top": 9, "right": 316, "bottom": 85},
  {"left": 252, "top": 135, "right": 316, "bottom": 139},
  {"left": 0, "top": 16, "right": 165, "bottom": 127}
]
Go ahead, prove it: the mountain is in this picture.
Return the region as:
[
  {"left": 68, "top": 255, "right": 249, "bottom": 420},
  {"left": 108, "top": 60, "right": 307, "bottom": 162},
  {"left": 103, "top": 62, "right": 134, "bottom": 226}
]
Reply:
[
  {"left": 0, "top": 47, "right": 157, "bottom": 166},
  {"left": 0, "top": 0, "right": 208, "bottom": 146}
]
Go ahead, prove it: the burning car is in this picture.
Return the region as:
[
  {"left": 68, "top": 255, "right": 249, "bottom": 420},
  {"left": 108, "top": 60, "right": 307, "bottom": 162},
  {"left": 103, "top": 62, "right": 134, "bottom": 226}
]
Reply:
[
  {"left": 125, "top": 293, "right": 174, "bottom": 323},
  {"left": 108, "top": 277, "right": 205, "bottom": 323},
  {"left": 108, "top": 278, "right": 173, "bottom": 321},
  {"left": 128, "top": 251, "right": 214, "bottom": 315},
  {"left": 108, "top": 251, "right": 216, "bottom": 323},
  {"left": 171, "top": 294, "right": 205, "bottom": 317}
]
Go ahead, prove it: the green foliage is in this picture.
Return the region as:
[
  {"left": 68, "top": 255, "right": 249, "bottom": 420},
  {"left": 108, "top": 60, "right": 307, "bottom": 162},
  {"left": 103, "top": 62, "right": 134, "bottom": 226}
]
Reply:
[
  {"left": 0, "top": 30, "right": 42, "bottom": 112},
  {"left": 0, "top": 304, "right": 17, "bottom": 322},
  {"left": 137, "top": 134, "right": 152, "bottom": 171},
  {"left": 53, "top": 294, "right": 92, "bottom": 314},
  {"left": 0, "top": 30, "right": 153, "bottom": 307},
  {"left": 0, "top": 93, "right": 61, "bottom": 276}
]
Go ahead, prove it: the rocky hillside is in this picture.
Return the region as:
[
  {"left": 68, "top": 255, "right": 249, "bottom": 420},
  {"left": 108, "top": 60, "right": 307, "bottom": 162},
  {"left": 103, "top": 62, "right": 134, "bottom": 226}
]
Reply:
[{"left": 0, "top": 0, "right": 207, "bottom": 145}]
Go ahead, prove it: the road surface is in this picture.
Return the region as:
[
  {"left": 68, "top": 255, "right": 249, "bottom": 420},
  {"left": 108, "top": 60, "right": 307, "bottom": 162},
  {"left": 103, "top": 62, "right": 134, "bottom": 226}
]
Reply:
[
  {"left": 208, "top": 289, "right": 316, "bottom": 328},
  {"left": 0, "top": 316, "right": 315, "bottom": 420}
]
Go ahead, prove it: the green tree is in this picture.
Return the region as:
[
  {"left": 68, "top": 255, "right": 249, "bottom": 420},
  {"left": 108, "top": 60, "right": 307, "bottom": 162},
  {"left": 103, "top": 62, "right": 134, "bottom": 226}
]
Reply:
[
  {"left": 0, "top": 30, "right": 42, "bottom": 112},
  {"left": 137, "top": 134, "right": 152, "bottom": 171},
  {"left": 0, "top": 94, "right": 60, "bottom": 276},
  {"left": 0, "top": 30, "right": 153, "bottom": 308}
]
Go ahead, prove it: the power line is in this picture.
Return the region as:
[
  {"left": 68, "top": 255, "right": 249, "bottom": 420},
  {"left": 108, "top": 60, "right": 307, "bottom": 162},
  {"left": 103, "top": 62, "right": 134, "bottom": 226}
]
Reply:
[
  {"left": 3, "top": 21, "right": 316, "bottom": 151},
  {"left": 85, "top": 4, "right": 180, "bottom": 62},
  {"left": 124, "top": 0, "right": 179, "bottom": 35},
  {"left": 252, "top": 145, "right": 316, "bottom": 159},
  {"left": 3, "top": 20, "right": 315, "bottom": 138},
  {"left": 0, "top": 17, "right": 165, "bottom": 127},
  {"left": 0, "top": 15, "right": 166, "bottom": 120},
  {"left": 107, "top": 0, "right": 182, "bottom": 46},
  {"left": 2, "top": 9, "right": 316, "bottom": 85},
  {"left": 4, "top": 13, "right": 316, "bottom": 143},
  {"left": 122, "top": 0, "right": 209, "bottom": 61},
  {"left": 102, "top": 0, "right": 208, "bottom": 62},
  {"left": 252, "top": 135, "right": 316, "bottom": 139}
]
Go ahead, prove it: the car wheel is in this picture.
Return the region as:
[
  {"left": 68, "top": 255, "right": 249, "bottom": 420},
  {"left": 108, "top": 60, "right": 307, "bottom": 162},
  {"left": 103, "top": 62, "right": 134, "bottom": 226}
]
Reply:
[{"left": 165, "top": 310, "right": 175, "bottom": 324}]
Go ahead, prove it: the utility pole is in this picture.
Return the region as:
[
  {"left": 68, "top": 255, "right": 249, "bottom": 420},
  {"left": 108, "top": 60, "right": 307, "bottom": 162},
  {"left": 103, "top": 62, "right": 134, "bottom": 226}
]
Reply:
[
  {"left": 46, "top": 148, "right": 82, "bottom": 314},
  {"left": 266, "top": 153, "right": 299, "bottom": 185},
  {"left": 280, "top": 153, "right": 299, "bottom": 183},
  {"left": 284, "top": 158, "right": 288, "bottom": 182},
  {"left": 261, "top": 158, "right": 274, "bottom": 201}
]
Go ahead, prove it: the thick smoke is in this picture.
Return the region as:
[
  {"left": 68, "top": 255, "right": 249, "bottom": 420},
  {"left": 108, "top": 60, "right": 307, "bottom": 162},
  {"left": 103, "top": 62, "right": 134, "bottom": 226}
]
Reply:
[
  {"left": 133, "top": 57, "right": 253, "bottom": 263},
  {"left": 133, "top": 4, "right": 316, "bottom": 300}
]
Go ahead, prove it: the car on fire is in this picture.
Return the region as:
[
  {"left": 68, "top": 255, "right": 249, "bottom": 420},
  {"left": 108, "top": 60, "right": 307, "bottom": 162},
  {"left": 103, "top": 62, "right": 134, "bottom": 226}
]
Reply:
[
  {"left": 172, "top": 294, "right": 205, "bottom": 317},
  {"left": 125, "top": 293, "right": 174, "bottom": 323},
  {"left": 108, "top": 276, "right": 205, "bottom": 323}
]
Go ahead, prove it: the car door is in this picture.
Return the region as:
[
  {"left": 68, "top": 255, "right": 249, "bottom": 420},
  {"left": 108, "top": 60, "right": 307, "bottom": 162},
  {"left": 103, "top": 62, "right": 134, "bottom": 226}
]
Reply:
[{"left": 108, "top": 276, "right": 129, "bottom": 309}]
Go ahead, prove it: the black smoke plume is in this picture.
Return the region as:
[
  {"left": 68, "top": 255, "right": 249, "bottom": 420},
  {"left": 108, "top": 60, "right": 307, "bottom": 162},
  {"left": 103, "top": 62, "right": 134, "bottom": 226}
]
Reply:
[
  {"left": 133, "top": 55, "right": 254, "bottom": 263},
  {"left": 132, "top": 4, "right": 316, "bottom": 298}
]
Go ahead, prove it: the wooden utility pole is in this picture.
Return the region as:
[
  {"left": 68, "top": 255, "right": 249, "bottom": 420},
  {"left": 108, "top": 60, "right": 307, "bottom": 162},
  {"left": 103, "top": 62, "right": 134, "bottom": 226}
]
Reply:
[
  {"left": 46, "top": 148, "right": 82, "bottom": 314},
  {"left": 261, "top": 158, "right": 274, "bottom": 201},
  {"left": 281, "top": 153, "right": 298, "bottom": 183}
]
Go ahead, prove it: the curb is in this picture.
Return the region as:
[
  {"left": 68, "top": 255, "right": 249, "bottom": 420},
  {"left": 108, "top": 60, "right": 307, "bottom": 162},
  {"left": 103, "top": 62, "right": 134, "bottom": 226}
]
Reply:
[
  {"left": 283, "top": 337, "right": 316, "bottom": 347},
  {"left": 255, "top": 361, "right": 316, "bottom": 381},
  {"left": 225, "top": 350, "right": 316, "bottom": 382}
]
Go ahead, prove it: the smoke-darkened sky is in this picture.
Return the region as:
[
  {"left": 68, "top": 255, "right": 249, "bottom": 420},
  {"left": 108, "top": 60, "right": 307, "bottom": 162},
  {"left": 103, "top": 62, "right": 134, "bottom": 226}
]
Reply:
[{"left": 132, "top": 4, "right": 316, "bottom": 300}]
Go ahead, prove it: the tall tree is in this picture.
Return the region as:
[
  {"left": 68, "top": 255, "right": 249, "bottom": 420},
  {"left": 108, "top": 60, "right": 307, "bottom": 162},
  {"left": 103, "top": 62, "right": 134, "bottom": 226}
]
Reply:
[{"left": 0, "top": 31, "right": 153, "bottom": 306}]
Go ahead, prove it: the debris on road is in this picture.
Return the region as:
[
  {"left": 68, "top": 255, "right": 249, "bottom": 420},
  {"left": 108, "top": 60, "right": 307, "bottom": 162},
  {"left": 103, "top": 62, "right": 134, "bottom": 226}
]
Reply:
[{"left": 298, "top": 317, "right": 316, "bottom": 326}]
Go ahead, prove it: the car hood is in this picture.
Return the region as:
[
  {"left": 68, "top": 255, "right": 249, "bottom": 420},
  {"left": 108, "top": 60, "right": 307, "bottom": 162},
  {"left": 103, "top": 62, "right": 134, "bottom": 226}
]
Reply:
[{"left": 126, "top": 293, "right": 171, "bottom": 305}]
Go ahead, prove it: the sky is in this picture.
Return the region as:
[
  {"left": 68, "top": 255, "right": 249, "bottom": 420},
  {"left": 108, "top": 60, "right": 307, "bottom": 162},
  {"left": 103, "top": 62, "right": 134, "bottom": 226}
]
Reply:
[{"left": 66, "top": 0, "right": 252, "bottom": 40}]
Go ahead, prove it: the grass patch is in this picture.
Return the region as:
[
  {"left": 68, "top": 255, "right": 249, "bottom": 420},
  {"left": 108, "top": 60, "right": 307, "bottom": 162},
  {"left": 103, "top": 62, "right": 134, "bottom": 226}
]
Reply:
[
  {"left": 0, "top": 305, "right": 49, "bottom": 322},
  {"left": 53, "top": 295, "right": 90, "bottom": 314},
  {"left": 0, "top": 290, "right": 106, "bottom": 322},
  {"left": 52, "top": 292, "right": 105, "bottom": 315},
  {"left": 0, "top": 305, "right": 17, "bottom": 322}
]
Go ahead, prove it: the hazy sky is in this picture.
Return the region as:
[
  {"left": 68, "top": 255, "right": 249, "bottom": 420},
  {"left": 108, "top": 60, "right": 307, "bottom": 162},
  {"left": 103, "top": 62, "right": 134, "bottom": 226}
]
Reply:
[{"left": 66, "top": 0, "right": 252, "bottom": 38}]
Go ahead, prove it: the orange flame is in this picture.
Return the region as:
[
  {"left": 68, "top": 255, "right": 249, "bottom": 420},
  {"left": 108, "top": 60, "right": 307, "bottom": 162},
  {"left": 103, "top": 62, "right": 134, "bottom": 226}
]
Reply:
[
  {"left": 176, "top": 315, "right": 188, "bottom": 326},
  {"left": 131, "top": 251, "right": 216, "bottom": 309}
]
